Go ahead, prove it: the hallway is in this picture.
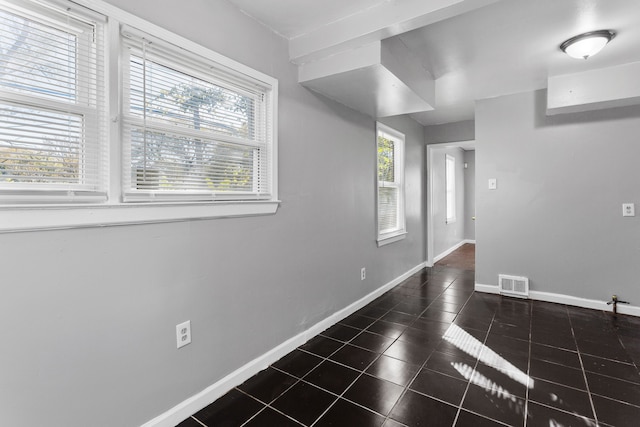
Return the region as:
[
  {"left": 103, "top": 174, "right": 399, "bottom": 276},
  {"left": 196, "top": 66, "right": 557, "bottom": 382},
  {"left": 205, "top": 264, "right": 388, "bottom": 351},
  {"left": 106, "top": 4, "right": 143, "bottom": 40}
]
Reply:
[
  {"left": 177, "top": 254, "right": 640, "bottom": 426},
  {"left": 436, "top": 243, "right": 475, "bottom": 271}
]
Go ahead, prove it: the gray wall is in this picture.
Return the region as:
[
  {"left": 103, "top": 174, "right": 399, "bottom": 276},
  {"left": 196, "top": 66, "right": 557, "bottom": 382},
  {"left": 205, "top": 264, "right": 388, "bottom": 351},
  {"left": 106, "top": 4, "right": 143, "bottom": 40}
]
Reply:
[
  {"left": 476, "top": 89, "right": 640, "bottom": 302},
  {"left": 0, "top": 1, "right": 426, "bottom": 426},
  {"left": 425, "top": 120, "right": 475, "bottom": 144},
  {"left": 431, "top": 147, "right": 466, "bottom": 258},
  {"left": 464, "top": 150, "right": 476, "bottom": 241}
]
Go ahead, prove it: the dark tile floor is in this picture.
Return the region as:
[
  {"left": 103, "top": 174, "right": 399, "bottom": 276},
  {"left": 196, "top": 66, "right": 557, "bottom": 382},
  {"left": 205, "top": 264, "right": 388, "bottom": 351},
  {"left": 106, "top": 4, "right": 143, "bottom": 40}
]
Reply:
[
  {"left": 435, "top": 243, "right": 476, "bottom": 271},
  {"left": 177, "top": 265, "right": 640, "bottom": 426}
]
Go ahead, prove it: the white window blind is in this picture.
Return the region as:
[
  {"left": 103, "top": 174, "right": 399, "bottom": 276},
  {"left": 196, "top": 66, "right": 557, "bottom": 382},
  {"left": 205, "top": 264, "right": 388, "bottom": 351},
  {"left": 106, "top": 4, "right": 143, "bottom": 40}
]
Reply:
[
  {"left": 377, "top": 123, "right": 405, "bottom": 242},
  {"left": 0, "top": 0, "right": 106, "bottom": 203},
  {"left": 120, "top": 27, "right": 273, "bottom": 202},
  {"left": 446, "top": 154, "right": 456, "bottom": 223},
  {"left": 378, "top": 137, "right": 398, "bottom": 233}
]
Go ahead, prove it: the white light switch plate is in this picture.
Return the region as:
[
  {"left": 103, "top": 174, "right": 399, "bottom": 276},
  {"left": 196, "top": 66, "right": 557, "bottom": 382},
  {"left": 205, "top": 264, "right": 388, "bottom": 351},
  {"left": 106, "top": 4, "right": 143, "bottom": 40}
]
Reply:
[
  {"left": 623, "top": 203, "right": 635, "bottom": 217},
  {"left": 488, "top": 178, "right": 497, "bottom": 190}
]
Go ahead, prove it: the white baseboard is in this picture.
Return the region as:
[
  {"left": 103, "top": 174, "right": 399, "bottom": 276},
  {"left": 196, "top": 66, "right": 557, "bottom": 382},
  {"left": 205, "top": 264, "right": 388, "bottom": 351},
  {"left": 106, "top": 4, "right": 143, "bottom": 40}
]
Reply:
[
  {"left": 141, "top": 261, "right": 428, "bottom": 427},
  {"left": 474, "top": 283, "right": 500, "bottom": 294},
  {"left": 433, "top": 240, "right": 475, "bottom": 264},
  {"left": 475, "top": 284, "right": 640, "bottom": 317},
  {"left": 434, "top": 240, "right": 469, "bottom": 263}
]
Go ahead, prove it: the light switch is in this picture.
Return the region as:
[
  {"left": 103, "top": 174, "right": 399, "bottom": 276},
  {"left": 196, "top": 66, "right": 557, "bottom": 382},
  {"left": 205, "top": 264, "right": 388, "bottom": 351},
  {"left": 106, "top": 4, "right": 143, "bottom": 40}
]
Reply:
[
  {"left": 623, "top": 203, "right": 635, "bottom": 217},
  {"left": 488, "top": 178, "right": 497, "bottom": 190}
]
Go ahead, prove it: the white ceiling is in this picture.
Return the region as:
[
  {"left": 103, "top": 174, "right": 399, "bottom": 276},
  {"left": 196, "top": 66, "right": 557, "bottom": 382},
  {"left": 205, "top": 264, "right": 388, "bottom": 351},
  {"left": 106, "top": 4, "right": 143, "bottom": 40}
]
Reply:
[
  {"left": 227, "top": 0, "right": 640, "bottom": 125},
  {"left": 402, "top": 0, "right": 640, "bottom": 125},
  {"left": 228, "top": 0, "right": 390, "bottom": 39}
]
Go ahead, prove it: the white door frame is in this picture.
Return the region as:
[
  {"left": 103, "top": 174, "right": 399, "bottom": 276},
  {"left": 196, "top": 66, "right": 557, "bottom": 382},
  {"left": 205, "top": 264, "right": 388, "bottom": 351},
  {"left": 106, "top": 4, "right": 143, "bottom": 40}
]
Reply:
[{"left": 426, "top": 140, "right": 475, "bottom": 266}]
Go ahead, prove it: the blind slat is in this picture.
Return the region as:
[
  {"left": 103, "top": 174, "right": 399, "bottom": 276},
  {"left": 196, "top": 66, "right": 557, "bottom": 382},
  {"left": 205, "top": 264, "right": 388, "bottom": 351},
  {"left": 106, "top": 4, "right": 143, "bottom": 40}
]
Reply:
[
  {"left": 0, "top": 2, "right": 106, "bottom": 195},
  {"left": 121, "top": 28, "right": 272, "bottom": 201},
  {"left": 377, "top": 126, "right": 404, "bottom": 236}
]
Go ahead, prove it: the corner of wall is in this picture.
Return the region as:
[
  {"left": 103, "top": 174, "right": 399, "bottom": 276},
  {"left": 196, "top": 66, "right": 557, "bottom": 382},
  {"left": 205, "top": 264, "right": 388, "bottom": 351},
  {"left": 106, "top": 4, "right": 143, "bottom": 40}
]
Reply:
[{"left": 141, "top": 260, "right": 429, "bottom": 427}]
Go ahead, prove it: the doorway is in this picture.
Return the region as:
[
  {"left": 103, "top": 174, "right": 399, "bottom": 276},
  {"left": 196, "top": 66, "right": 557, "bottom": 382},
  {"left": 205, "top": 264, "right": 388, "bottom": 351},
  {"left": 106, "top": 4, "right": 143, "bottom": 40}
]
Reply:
[{"left": 426, "top": 141, "right": 476, "bottom": 267}]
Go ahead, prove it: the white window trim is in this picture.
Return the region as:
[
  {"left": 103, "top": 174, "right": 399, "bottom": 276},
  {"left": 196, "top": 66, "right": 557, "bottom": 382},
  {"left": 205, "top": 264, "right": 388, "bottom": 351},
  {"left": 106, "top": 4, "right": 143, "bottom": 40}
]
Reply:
[
  {"left": 0, "top": 201, "right": 278, "bottom": 233},
  {"left": 0, "top": 0, "right": 279, "bottom": 233},
  {"left": 0, "top": 0, "right": 108, "bottom": 203},
  {"left": 376, "top": 122, "right": 406, "bottom": 247},
  {"left": 445, "top": 154, "right": 456, "bottom": 224}
]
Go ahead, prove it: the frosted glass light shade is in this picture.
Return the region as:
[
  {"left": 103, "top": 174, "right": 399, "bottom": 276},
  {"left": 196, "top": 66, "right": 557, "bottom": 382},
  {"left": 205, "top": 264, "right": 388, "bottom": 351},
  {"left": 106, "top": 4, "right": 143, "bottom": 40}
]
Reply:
[{"left": 561, "top": 30, "right": 615, "bottom": 59}]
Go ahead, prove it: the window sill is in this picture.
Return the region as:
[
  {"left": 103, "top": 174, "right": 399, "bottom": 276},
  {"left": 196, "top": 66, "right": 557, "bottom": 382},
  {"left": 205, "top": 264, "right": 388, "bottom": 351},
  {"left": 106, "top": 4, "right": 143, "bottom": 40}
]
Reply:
[
  {"left": 377, "top": 231, "right": 407, "bottom": 247},
  {"left": 0, "top": 200, "right": 280, "bottom": 233}
]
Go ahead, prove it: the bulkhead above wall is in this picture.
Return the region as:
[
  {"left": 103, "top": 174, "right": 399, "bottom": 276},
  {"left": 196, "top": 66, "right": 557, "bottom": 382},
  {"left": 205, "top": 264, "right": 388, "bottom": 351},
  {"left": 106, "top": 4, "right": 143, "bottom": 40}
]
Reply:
[{"left": 298, "top": 37, "right": 435, "bottom": 118}]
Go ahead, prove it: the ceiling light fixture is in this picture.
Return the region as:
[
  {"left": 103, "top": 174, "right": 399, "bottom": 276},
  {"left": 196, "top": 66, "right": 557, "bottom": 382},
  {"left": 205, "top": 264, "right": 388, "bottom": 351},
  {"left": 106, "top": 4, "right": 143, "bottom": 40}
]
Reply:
[{"left": 560, "top": 30, "right": 616, "bottom": 60}]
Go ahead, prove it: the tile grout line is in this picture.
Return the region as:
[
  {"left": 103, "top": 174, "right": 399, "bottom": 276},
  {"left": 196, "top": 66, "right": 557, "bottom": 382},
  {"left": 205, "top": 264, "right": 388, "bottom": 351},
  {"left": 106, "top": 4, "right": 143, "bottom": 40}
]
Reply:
[
  {"left": 379, "top": 271, "right": 470, "bottom": 427},
  {"left": 300, "top": 334, "right": 362, "bottom": 427},
  {"left": 196, "top": 266, "right": 472, "bottom": 427},
  {"left": 616, "top": 321, "right": 640, "bottom": 382},
  {"left": 369, "top": 271, "right": 444, "bottom": 427},
  {"left": 240, "top": 330, "right": 359, "bottom": 427},
  {"left": 240, "top": 403, "right": 305, "bottom": 427},
  {"left": 428, "top": 276, "right": 486, "bottom": 426},
  {"left": 293, "top": 300, "right": 405, "bottom": 426},
  {"left": 523, "top": 296, "right": 533, "bottom": 427},
  {"left": 449, "top": 288, "right": 479, "bottom": 427},
  {"left": 266, "top": 298, "right": 399, "bottom": 427},
  {"left": 612, "top": 316, "right": 640, "bottom": 388},
  {"left": 451, "top": 304, "right": 498, "bottom": 427},
  {"left": 528, "top": 309, "right": 640, "bottom": 412},
  {"left": 567, "top": 306, "right": 599, "bottom": 426},
  {"left": 234, "top": 387, "right": 304, "bottom": 427},
  {"left": 306, "top": 345, "right": 385, "bottom": 426},
  {"left": 190, "top": 260, "right": 640, "bottom": 427},
  {"left": 189, "top": 415, "right": 207, "bottom": 427},
  {"left": 296, "top": 270, "right": 488, "bottom": 426}
]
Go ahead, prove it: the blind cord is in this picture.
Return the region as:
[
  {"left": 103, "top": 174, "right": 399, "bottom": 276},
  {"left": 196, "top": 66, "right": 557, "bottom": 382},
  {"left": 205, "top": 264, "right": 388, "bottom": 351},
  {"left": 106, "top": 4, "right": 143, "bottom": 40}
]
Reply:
[{"left": 142, "top": 38, "right": 148, "bottom": 184}]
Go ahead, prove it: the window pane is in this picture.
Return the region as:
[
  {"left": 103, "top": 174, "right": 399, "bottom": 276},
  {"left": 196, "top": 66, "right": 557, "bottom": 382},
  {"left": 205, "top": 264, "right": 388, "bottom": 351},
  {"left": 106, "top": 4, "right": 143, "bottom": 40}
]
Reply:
[
  {"left": 122, "top": 35, "right": 272, "bottom": 200},
  {"left": 377, "top": 123, "right": 405, "bottom": 240},
  {"left": 378, "top": 186, "right": 399, "bottom": 232},
  {"left": 0, "top": 102, "right": 82, "bottom": 185},
  {"left": 0, "top": 9, "right": 78, "bottom": 103},
  {"left": 129, "top": 56, "right": 256, "bottom": 140},
  {"left": 377, "top": 135, "right": 394, "bottom": 182},
  {"left": 130, "top": 128, "right": 257, "bottom": 192},
  {"left": 0, "top": 2, "right": 105, "bottom": 200},
  {"left": 446, "top": 155, "right": 455, "bottom": 222}
]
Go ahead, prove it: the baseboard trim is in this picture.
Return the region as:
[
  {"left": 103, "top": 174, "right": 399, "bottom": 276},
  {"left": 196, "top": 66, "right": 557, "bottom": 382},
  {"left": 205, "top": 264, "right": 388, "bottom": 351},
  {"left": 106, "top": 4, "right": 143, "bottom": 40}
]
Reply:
[
  {"left": 141, "top": 260, "right": 428, "bottom": 427},
  {"left": 433, "top": 241, "right": 466, "bottom": 263},
  {"left": 475, "top": 284, "right": 640, "bottom": 317},
  {"left": 463, "top": 239, "right": 476, "bottom": 245},
  {"left": 474, "top": 283, "right": 500, "bottom": 294}
]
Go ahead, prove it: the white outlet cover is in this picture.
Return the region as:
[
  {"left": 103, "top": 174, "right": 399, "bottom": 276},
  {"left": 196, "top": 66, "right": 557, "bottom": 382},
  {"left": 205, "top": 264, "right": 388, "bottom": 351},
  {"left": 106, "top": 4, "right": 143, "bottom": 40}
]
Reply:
[
  {"left": 488, "top": 178, "right": 497, "bottom": 190},
  {"left": 623, "top": 203, "right": 635, "bottom": 217},
  {"left": 176, "top": 320, "right": 191, "bottom": 349}
]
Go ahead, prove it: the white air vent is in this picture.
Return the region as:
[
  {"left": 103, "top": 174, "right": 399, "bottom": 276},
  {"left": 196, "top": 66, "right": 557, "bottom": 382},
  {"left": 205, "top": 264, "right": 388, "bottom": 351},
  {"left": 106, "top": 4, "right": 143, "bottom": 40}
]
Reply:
[{"left": 498, "top": 274, "right": 529, "bottom": 298}]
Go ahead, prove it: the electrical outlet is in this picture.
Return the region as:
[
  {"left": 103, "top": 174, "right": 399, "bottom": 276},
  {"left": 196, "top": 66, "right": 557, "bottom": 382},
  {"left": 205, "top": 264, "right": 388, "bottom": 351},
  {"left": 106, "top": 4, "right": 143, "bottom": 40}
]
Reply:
[
  {"left": 360, "top": 267, "right": 366, "bottom": 281},
  {"left": 623, "top": 203, "right": 635, "bottom": 217},
  {"left": 176, "top": 320, "right": 191, "bottom": 349}
]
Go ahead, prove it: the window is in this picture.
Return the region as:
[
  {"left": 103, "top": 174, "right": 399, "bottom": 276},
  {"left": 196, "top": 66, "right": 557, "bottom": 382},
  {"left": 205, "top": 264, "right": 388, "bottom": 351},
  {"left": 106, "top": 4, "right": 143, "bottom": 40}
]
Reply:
[
  {"left": 0, "top": 0, "right": 278, "bottom": 231},
  {"left": 0, "top": 0, "right": 106, "bottom": 203},
  {"left": 446, "top": 154, "right": 456, "bottom": 223},
  {"left": 120, "top": 27, "right": 273, "bottom": 202},
  {"left": 377, "top": 123, "right": 405, "bottom": 246}
]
